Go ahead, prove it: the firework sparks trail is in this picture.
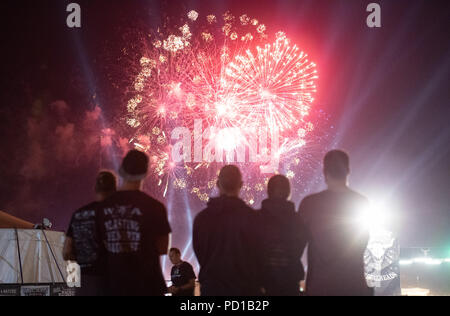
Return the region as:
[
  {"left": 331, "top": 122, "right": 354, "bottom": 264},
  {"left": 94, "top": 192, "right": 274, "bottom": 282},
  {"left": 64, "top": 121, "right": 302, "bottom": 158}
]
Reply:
[{"left": 124, "top": 11, "right": 323, "bottom": 204}]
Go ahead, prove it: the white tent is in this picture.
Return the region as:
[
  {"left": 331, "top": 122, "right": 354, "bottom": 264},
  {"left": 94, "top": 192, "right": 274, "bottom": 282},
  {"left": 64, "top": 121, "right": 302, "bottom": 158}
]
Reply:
[{"left": 0, "top": 229, "right": 71, "bottom": 295}]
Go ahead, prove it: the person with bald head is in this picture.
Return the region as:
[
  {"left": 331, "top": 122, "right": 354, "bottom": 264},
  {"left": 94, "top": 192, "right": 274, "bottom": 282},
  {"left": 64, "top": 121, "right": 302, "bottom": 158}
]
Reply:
[{"left": 193, "top": 165, "right": 262, "bottom": 296}]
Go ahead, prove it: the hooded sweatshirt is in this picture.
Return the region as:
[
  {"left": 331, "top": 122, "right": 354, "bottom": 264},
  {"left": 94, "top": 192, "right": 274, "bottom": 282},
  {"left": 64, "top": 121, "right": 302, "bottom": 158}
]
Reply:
[{"left": 258, "top": 199, "right": 306, "bottom": 292}]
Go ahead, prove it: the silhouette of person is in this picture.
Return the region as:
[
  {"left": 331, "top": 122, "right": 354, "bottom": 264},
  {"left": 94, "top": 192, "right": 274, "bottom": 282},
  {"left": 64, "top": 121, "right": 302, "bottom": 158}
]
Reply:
[
  {"left": 298, "top": 150, "right": 373, "bottom": 296},
  {"left": 64, "top": 171, "right": 117, "bottom": 296},
  {"left": 168, "top": 248, "right": 196, "bottom": 296},
  {"left": 258, "top": 175, "right": 305, "bottom": 296},
  {"left": 193, "top": 165, "right": 262, "bottom": 296},
  {"left": 96, "top": 150, "right": 172, "bottom": 296}
]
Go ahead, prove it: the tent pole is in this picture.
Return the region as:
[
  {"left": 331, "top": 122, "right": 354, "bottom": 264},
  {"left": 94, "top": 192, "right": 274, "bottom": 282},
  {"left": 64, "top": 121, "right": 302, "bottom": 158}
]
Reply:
[
  {"left": 14, "top": 228, "right": 24, "bottom": 285},
  {"left": 41, "top": 230, "right": 65, "bottom": 284}
]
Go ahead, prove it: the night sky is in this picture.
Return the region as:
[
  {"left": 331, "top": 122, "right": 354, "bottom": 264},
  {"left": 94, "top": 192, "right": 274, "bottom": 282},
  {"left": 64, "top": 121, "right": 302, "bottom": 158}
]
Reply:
[{"left": 1, "top": 0, "right": 449, "bottom": 256}]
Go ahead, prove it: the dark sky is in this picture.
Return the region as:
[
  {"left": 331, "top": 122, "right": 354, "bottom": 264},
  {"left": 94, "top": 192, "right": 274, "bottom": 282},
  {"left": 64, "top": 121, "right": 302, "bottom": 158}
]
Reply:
[{"left": 0, "top": 0, "right": 449, "bottom": 252}]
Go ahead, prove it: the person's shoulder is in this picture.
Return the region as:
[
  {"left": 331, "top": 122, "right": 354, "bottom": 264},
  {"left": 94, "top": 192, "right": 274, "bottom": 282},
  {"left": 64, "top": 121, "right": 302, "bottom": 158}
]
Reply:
[
  {"left": 139, "top": 191, "right": 166, "bottom": 208},
  {"left": 193, "top": 202, "right": 219, "bottom": 229},
  {"left": 194, "top": 207, "right": 208, "bottom": 225},
  {"left": 241, "top": 203, "right": 256, "bottom": 215},
  {"left": 347, "top": 189, "right": 369, "bottom": 204},
  {"left": 182, "top": 261, "right": 194, "bottom": 269},
  {"left": 301, "top": 191, "right": 327, "bottom": 204},
  {"left": 195, "top": 197, "right": 219, "bottom": 217},
  {"left": 99, "top": 191, "right": 121, "bottom": 205},
  {"left": 94, "top": 192, "right": 122, "bottom": 210},
  {"left": 69, "top": 201, "right": 100, "bottom": 224},
  {"left": 122, "top": 190, "right": 166, "bottom": 210},
  {"left": 228, "top": 197, "right": 254, "bottom": 213},
  {"left": 72, "top": 201, "right": 100, "bottom": 217},
  {"left": 297, "top": 191, "right": 328, "bottom": 216},
  {"left": 233, "top": 200, "right": 256, "bottom": 223}
]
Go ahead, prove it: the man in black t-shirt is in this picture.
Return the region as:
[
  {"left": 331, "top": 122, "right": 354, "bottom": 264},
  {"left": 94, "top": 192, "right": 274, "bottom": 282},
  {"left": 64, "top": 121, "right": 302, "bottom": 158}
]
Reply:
[
  {"left": 168, "top": 248, "right": 196, "bottom": 296},
  {"left": 96, "top": 150, "right": 172, "bottom": 296},
  {"left": 193, "top": 165, "right": 262, "bottom": 296},
  {"left": 64, "top": 171, "right": 117, "bottom": 296},
  {"left": 298, "top": 150, "right": 373, "bottom": 296}
]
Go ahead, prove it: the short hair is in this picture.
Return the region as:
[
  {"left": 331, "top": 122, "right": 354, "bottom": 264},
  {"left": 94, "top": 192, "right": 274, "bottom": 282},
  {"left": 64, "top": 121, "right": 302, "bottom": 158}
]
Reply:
[
  {"left": 169, "top": 248, "right": 181, "bottom": 255},
  {"left": 324, "top": 150, "right": 350, "bottom": 180},
  {"left": 267, "top": 175, "right": 291, "bottom": 200},
  {"left": 218, "top": 165, "right": 242, "bottom": 192},
  {"left": 95, "top": 171, "right": 117, "bottom": 194}
]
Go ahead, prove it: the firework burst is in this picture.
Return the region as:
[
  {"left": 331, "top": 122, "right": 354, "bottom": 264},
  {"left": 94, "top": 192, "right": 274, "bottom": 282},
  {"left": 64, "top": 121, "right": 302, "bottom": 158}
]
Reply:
[{"left": 124, "top": 11, "right": 322, "bottom": 204}]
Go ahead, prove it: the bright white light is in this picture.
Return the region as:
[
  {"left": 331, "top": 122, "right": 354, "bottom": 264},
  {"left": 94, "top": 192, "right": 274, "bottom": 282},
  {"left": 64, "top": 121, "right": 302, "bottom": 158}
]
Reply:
[
  {"left": 399, "top": 257, "right": 450, "bottom": 265},
  {"left": 357, "top": 201, "right": 390, "bottom": 233},
  {"left": 401, "top": 288, "right": 430, "bottom": 296},
  {"left": 413, "top": 257, "right": 442, "bottom": 265},
  {"left": 399, "top": 260, "right": 413, "bottom": 265}
]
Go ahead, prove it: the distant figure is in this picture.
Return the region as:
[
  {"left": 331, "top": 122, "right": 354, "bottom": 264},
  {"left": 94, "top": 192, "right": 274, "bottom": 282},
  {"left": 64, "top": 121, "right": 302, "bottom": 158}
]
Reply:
[
  {"left": 193, "top": 165, "right": 261, "bottom": 296},
  {"left": 298, "top": 150, "right": 373, "bottom": 296},
  {"left": 168, "top": 248, "right": 196, "bottom": 296},
  {"left": 63, "top": 171, "right": 117, "bottom": 296},
  {"left": 258, "top": 175, "right": 305, "bottom": 296},
  {"left": 96, "top": 150, "right": 172, "bottom": 296}
]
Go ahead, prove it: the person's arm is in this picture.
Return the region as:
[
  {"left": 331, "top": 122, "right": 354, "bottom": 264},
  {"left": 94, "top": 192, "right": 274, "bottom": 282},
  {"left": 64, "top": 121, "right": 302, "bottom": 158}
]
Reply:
[
  {"left": 154, "top": 203, "right": 172, "bottom": 256},
  {"left": 63, "top": 236, "right": 76, "bottom": 261},
  {"left": 177, "top": 279, "right": 196, "bottom": 292},
  {"left": 63, "top": 216, "right": 76, "bottom": 261},
  {"left": 156, "top": 233, "right": 170, "bottom": 256},
  {"left": 192, "top": 215, "right": 203, "bottom": 264},
  {"left": 297, "top": 198, "right": 310, "bottom": 281}
]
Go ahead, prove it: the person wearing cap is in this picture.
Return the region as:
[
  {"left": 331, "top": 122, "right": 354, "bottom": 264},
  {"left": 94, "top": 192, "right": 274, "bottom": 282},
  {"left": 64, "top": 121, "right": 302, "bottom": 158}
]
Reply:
[
  {"left": 193, "top": 165, "right": 262, "bottom": 296},
  {"left": 95, "top": 150, "right": 172, "bottom": 296},
  {"left": 64, "top": 170, "right": 117, "bottom": 296}
]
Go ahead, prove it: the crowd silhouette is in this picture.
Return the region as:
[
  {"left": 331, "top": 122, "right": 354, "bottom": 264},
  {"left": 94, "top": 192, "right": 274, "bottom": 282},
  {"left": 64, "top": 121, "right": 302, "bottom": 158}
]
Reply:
[{"left": 63, "top": 149, "right": 373, "bottom": 296}]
